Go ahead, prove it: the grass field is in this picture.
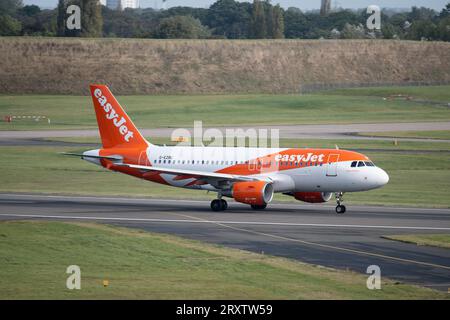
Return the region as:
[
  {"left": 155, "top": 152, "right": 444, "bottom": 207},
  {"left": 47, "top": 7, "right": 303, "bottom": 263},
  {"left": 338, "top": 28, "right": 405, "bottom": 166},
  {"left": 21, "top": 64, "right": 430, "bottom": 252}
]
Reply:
[
  {"left": 323, "top": 86, "right": 450, "bottom": 102},
  {"left": 358, "top": 130, "right": 450, "bottom": 140},
  {"left": 0, "top": 221, "right": 446, "bottom": 299},
  {"left": 1, "top": 86, "right": 450, "bottom": 131},
  {"left": 1, "top": 136, "right": 450, "bottom": 207},
  {"left": 383, "top": 234, "right": 450, "bottom": 249}
]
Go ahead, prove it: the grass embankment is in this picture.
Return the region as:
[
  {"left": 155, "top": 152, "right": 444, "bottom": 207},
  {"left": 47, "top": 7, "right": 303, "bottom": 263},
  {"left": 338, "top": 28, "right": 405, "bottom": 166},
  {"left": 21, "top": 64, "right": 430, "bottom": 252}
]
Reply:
[
  {"left": 1, "top": 38, "right": 449, "bottom": 95},
  {"left": 384, "top": 234, "right": 450, "bottom": 249},
  {"left": 0, "top": 221, "right": 446, "bottom": 299},
  {"left": 1, "top": 85, "right": 450, "bottom": 131},
  {"left": 1, "top": 136, "right": 450, "bottom": 207}
]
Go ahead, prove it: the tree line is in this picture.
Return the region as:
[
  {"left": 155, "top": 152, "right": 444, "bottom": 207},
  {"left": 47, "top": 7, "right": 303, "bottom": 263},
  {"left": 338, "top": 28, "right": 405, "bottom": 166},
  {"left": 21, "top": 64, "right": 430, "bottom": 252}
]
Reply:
[{"left": 1, "top": 0, "right": 449, "bottom": 41}]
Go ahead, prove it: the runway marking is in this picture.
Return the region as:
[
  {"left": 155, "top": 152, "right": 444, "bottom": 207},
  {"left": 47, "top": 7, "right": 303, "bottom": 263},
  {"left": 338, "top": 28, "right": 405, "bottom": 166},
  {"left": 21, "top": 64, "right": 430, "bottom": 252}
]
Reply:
[
  {"left": 169, "top": 212, "right": 450, "bottom": 272},
  {"left": 1, "top": 213, "right": 450, "bottom": 231}
]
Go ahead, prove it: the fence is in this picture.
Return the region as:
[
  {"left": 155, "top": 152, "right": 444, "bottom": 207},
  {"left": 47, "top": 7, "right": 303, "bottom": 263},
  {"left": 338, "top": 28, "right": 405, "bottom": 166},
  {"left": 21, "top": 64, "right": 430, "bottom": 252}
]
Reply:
[{"left": 3, "top": 115, "right": 51, "bottom": 124}]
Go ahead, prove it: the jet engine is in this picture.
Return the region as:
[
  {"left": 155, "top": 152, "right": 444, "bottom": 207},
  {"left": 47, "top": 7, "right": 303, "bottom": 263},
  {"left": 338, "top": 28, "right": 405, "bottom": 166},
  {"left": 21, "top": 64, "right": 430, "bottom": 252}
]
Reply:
[
  {"left": 232, "top": 181, "right": 274, "bottom": 205},
  {"left": 293, "top": 192, "right": 333, "bottom": 203}
]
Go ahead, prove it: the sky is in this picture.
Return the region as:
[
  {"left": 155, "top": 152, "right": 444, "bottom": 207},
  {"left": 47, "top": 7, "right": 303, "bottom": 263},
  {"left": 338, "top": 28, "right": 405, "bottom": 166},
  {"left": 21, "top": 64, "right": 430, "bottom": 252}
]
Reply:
[{"left": 24, "top": 0, "right": 449, "bottom": 11}]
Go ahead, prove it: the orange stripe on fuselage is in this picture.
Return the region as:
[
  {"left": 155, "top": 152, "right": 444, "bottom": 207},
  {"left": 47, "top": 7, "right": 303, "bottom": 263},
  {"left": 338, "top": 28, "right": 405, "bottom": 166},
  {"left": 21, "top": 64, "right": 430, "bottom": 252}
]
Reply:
[{"left": 216, "top": 149, "right": 369, "bottom": 175}]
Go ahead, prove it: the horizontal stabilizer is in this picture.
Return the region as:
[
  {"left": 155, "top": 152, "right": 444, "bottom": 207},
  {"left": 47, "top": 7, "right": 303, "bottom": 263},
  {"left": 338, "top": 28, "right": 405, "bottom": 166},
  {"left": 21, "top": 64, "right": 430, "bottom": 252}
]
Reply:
[{"left": 60, "top": 152, "right": 123, "bottom": 162}]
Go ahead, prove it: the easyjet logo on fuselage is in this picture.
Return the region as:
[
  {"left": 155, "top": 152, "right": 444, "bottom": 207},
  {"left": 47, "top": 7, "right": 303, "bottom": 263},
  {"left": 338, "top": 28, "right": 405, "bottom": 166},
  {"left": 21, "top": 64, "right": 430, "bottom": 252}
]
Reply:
[
  {"left": 94, "top": 88, "right": 134, "bottom": 142},
  {"left": 275, "top": 153, "right": 325, "bottom": 163}
]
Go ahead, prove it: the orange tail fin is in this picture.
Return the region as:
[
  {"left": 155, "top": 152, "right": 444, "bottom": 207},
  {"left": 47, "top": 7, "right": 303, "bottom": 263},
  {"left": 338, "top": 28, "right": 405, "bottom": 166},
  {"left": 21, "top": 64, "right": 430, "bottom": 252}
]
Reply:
[{"left": 90, "top": 84, "right": 148, "bottom": 149}]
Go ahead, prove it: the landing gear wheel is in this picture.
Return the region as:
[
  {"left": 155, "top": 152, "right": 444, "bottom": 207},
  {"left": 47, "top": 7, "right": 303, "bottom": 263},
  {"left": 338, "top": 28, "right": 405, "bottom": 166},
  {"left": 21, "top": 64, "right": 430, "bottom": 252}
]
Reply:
[
  {"left": 335, "top": 205, "right": 346, "bottom": 214},
  {"left": 211, "top": 199, "right": 227, "bottom": 211},
  {"left": 334, "top": 192, "right": 346, "bottom": 214},
  {"left": 251, "top": 204, "right": 267, "bottom": 210},
  {"left": 220, "top": 199, "right": 228, "bottom": 210}
]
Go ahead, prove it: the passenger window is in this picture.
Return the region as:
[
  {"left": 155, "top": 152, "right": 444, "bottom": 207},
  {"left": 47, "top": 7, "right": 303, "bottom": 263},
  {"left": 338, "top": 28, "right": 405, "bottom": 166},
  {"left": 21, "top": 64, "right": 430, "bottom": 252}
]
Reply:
[
  {"left": 351, "top": 161, "right": 357, "bottom": 167},
  {"left": 357, "top": 161, "right": 365, "bottom": 167}
]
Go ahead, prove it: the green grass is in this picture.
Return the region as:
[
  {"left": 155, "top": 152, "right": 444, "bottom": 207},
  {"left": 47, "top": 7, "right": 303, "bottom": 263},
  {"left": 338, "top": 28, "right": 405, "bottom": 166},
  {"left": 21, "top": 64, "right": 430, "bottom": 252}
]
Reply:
[
  {"left": 358, "top": 130, "right": 450, "bottom": 140},
  {"left": 1, "top": 138, "right": 450, "bottom": 207},
  {"left": 383, "top": 234, "right": 450, "bottom": 249},
  {"left": 322, "top": 86, "right": 450, "bottom": 102},
  {"left": 0, "top": 221, "right": 446, "bottom": 299},
  {"left": 1, "top": 86, "right": 450, "bottom": 131}
]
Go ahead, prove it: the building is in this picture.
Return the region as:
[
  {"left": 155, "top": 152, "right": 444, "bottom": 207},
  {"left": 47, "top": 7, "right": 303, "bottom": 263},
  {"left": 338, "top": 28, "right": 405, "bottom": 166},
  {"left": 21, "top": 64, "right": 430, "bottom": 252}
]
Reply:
[
  {"left": 320, "top": 0, "right": 331, "bottom": 15},
  {"left": 106, "top": 0, "right": 139, "bottom": 10}
]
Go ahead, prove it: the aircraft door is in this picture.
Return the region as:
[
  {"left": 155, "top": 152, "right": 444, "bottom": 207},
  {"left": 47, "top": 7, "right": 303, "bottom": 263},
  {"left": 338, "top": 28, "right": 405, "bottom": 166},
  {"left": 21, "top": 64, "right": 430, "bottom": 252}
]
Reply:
[{"left": 326, "top": 154, "right": 340, "bottom": 176}]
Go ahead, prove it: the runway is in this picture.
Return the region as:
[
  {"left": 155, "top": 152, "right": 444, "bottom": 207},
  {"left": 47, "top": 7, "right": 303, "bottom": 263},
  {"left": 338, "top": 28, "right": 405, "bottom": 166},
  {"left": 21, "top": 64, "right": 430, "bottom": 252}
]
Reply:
[
  {"left": 1, "top": 194, "right": 449, "bottom": 291},
  {"left": 2, "top": 121, "right": 450, "bottom": 143}
]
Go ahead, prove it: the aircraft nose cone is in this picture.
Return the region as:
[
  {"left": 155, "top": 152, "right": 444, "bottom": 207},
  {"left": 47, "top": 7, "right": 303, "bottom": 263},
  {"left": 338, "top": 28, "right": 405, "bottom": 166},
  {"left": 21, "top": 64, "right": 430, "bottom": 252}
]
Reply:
[{"left": 378, "top": 168, "right": 389, "bottom": 186}]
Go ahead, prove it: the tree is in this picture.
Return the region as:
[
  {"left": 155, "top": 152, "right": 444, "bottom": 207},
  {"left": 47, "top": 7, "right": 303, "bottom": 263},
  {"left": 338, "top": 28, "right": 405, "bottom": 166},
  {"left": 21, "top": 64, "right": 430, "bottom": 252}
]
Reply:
[
  {"left": 440, "top": 3, "right": 450, "bottom": 18},
  {"left": 284, "top": 7, "right": 306, "bottom": 38},
  {"left": 19, "top": 5, "right": 40, "bottom": 16},
  {"left": 81, "top": 0, "right": 102, "bottom": 37},
  {"left": 271, "top": 4, "right": 284, "bottom": 38},
  {"left": 407, "top": 19, "right": 437, "bottom": 40},
  {"left": 409, "top": 6, "right": 436, "bottom": 21},
  {"left": 0, "top": 13, "right": 21, "bottom": 35},
  {"left": 57, "top": 0, "right": 102, "bottom": 37},
  {"left": 155, "top": 15, "right": 211, "bottom": 39},
  {"left": 252, "top": 0, "right": 266, "bottom": 38},
  {"left": 340, "top": 23, "right": 365, "bottom": 39},
  {"left": 57, "top": 0, "right": 79, "bottom": 36},
  {"left": 0, "top": 0, "right": 23, "bottom": 15},
  {"left": 205, "top": 0, "right": 252, "bottom": 39},
  {"left": 437, "top": 16, "right": 450, "bottom": 41}
]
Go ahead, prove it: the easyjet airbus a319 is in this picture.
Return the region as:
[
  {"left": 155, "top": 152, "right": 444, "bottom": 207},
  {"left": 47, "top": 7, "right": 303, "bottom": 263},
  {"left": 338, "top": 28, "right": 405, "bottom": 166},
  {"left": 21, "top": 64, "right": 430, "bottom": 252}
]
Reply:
[{"left": 66, "top": 85, "right": 389, "bottom": 214}]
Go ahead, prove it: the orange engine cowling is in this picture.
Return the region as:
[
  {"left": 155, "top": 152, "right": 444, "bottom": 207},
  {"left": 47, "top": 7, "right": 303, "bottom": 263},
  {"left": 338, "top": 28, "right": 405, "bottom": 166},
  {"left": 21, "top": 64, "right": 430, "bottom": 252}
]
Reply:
[
  {"left": 232, "top": 181, "right": 274, "bottom": 205},
  {"left": 293, "top": 192, "right": 333, "bottom": 203}
]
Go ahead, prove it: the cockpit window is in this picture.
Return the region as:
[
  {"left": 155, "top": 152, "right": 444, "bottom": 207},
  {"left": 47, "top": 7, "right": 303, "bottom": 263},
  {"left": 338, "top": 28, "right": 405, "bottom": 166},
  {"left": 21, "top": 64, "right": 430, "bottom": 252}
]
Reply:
[
  {"left": 365, "top": 161, "right": 375, "bottom": 167},
  {"left": 351, "top": 161, "right": 357, "bottom": 167},
  {"left": 357, "top": 161, "right": 365, "bottom": 167}
]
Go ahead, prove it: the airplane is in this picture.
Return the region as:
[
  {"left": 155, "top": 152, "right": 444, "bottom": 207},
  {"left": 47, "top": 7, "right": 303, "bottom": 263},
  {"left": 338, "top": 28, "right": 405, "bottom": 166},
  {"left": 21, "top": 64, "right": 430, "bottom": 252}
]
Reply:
[{"left": 65, "top": 84, "right": 389, "bottom": 214}]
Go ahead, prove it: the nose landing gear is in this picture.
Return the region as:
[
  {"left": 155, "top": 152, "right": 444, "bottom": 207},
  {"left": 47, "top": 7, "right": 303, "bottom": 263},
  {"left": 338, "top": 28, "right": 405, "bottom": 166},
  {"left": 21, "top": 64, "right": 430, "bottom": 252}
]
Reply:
[{"left": 335, "top": 192, "right": 346, "bottom": 214}]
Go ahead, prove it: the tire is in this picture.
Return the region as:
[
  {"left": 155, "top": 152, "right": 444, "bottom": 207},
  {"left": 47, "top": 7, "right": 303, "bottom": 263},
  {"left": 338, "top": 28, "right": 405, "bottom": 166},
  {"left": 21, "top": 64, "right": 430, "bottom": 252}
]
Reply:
[
  {"left": 251, "top": 204, "right": 267, "bottom": 210},
  {"left": 220, "top": 199, "right": 228, "bottom": 210},
  {"left": 211, "top": 199, "right": 222, "bottom": 212},
  {"left": 335, "top": 205, "right": 346, "bottom": 214}
]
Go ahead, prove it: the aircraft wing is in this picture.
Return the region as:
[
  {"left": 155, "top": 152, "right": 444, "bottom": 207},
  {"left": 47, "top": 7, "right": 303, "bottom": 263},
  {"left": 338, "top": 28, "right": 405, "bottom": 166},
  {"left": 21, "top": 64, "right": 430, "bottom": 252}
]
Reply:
[{"left": 117, "top": 163, "right": 267, "bottom": 183}]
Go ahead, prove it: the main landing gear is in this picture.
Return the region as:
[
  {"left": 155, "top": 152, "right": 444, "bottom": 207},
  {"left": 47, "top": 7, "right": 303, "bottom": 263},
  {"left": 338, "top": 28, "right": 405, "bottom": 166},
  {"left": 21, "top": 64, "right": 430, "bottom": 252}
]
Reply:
[
  {"left": 210, "top": 199, "right": 228, "bottom": 211},
  {"left": 335, "top": 192, "right": 346, "bottom": 214}
]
